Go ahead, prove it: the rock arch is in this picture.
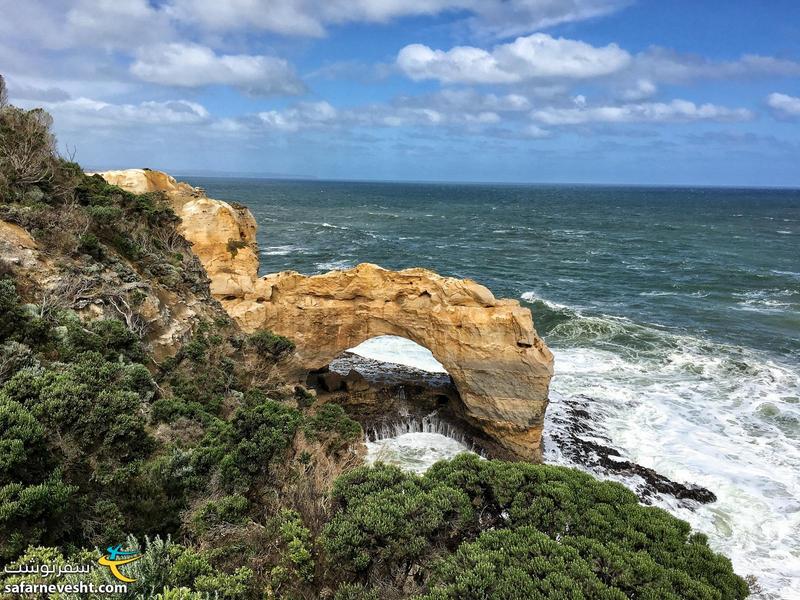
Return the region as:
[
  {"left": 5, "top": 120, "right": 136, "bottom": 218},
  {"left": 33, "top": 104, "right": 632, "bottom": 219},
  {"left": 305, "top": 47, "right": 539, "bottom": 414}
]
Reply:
[
  {"left": 96, "top": 170, "right": 555, "bottom": 461},
  {"left": 225, "top": 264, "right": 553, "bottom": 460}
]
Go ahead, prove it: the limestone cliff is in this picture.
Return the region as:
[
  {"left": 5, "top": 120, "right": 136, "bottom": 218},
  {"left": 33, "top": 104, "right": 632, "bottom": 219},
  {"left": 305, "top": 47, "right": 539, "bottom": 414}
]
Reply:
[
  {"left": 97, "top": 169, "right": 554, "bottom": 460},
  {"left": 96, "top": 169, "right": 258, "bottom": 299},
  {"left": 227, "top": 264, "right": 554, "bottom": 460}
]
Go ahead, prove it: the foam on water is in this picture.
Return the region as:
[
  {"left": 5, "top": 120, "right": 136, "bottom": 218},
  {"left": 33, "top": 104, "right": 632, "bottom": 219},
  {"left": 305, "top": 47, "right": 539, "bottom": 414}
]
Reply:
[
  {"left": 527, "top": 296, "right": 800, "bottom": 599},
  {"left": 365, "top": 433, "right": 471, "bottom": 474}
]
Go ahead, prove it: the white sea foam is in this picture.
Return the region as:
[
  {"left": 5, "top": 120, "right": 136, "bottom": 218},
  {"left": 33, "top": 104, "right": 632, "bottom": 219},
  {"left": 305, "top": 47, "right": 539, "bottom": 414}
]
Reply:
[
  {"left": 261, "top": 244, "right": 299, "bottom": 256},
  {"left": 314, "top": 259, "right": 354, "bottom": 272},
  {"left": 521, "top": 291, "right": 574, "bottom": 312},
  {"left": 365, "top": 433, "right": 470, "bottom": 474},
  {"left": 733, "top": 289, "right": 798, "bottom": 313},
  {"left": 541, "top": 314, "right": 800, "bottom": 600}
]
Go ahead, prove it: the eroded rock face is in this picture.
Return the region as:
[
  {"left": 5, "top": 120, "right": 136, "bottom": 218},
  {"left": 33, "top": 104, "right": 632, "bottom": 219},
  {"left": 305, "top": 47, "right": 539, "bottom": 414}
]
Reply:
[
  {"left": 97, "top": 169, "right": 554, "bottom": 460},
  {"left": 0, "top": 218, "right": 222, "bottom": 361},
  {"left": 96, "top": 169, "right": 258, "bottom": 299},
  {"left": 226, "top": 264, "right": 554, "bottom": 460}
]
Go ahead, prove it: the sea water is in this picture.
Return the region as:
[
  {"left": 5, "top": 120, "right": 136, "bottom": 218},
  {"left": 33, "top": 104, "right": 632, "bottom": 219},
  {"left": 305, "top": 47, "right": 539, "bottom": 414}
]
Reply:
[{"left": 185, "top": 177, "right": 800, "bottom": 599}]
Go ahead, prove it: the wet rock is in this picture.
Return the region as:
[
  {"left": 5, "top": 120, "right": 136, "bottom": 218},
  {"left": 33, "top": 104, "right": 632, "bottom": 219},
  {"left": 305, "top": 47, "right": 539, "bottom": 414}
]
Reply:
[{"left": 548, "top": 394, "right": 717, "bottom": 506}]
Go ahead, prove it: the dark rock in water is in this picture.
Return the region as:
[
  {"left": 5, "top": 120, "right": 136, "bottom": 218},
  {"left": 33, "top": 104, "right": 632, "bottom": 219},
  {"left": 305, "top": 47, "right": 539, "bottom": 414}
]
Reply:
[
  {"left": 548, "top": 394, "right": 717, "bottom": 506},
  {"left": 329, "top": 351, "right": 454, "bottom": 388},
  {"left": 318, "top": 370, "right": 344, "bottom": 392}
]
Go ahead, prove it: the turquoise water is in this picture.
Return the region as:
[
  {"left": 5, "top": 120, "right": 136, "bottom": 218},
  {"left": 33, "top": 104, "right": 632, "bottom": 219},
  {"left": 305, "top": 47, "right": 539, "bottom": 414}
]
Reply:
[{"left": 185, "top": 177, "right": 800, "bottom": 598}]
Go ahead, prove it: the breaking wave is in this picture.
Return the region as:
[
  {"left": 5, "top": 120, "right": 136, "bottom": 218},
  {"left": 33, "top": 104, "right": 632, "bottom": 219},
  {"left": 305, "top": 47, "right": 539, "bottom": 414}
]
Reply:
[{"left": 522, "top": 291, "right": 800, "bottom": 599}]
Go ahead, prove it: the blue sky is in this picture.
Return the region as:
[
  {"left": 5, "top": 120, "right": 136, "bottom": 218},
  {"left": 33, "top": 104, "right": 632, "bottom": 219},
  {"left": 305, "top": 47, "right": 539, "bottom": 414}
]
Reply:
[{"left": 2, "top": 0, "right": 800, "bottom": 185}]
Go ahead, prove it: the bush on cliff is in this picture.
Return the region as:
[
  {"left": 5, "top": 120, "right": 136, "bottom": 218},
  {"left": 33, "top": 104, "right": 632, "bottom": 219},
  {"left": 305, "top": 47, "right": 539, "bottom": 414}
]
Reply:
[
  {"left": 248, "top": 329, "right": 296, "bottom": 359},
  {"left": 322, "top": 454, "right": 749, "bottom": 599}
]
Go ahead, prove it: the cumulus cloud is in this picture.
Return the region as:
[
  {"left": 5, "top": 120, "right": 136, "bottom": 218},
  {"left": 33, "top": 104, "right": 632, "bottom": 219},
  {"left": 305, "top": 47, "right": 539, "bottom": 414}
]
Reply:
[
  {"left": 131, "top": 43, "right": 305, "bottom": 95},
  {"left": 619, "top": 79, "right": 657, "bottom": 101},
  {"left": 397, "top": 33, "right": 631, "bottom": 84},
  {"left": 766, "top": 92, "right": 800, "bottom": 119},
  {"left": 258, "top": 101, "right": 339, "bottom": 131},
  {"left": 531, "top": 99, "right": 753, "bottom": 125},
  {"left": 17, "top": 97, "right": 211, "bottom": 129},
  {"left": 65, "top": 0, "right": 172, "bottom": 49},
  {"left": 0, "top": 0, "right": 172, "bottom": 51},
  {"left": 231, "top": 93, "right": 534, "bottom": 135}
]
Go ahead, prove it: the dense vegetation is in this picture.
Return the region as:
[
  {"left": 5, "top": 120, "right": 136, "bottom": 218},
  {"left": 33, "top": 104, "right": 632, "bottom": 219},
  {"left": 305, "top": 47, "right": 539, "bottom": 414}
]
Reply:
[{"left": 0, "top": 75, "right": 749, "bottom": 599}]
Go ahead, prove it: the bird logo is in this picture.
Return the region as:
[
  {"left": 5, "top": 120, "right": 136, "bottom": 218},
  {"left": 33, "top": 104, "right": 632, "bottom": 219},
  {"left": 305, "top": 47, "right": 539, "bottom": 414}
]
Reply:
[{"left": 97, "top": 545, "right": 142, "bottom": 583}]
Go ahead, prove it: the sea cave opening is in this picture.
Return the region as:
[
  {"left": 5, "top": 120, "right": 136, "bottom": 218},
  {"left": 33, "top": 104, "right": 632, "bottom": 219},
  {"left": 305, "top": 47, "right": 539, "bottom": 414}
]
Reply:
[{"left": 307, "top": 335, "right": 482, "bottom": 473}]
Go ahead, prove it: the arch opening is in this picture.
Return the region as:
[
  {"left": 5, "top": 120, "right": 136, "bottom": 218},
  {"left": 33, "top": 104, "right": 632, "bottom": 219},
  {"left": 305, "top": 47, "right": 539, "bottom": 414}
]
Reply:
[{"left": 308, "top": 335, "right": 490, "bottom": 472}]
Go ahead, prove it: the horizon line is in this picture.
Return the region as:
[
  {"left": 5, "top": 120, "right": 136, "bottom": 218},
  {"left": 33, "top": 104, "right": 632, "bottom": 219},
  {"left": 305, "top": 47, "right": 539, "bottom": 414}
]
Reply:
[{"left": 85, "top": 167, "right": 800, "bottom": 192}]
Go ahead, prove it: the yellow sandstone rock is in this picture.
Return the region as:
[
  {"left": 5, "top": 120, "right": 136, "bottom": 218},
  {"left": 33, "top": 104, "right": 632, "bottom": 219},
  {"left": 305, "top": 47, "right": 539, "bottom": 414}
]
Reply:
[
  {"left": 98, "top": 169, "right": 554, "bottom": 460},
  {"left": 96, "top": 169, "right": 258, "bottom": 299}
]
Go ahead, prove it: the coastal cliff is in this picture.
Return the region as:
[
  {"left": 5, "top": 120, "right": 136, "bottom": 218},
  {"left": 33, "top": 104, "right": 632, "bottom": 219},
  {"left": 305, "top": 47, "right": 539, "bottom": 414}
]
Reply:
[
  {"left": 96, "top": 169, "right": 259, "bottom": 299},
  {"left": 96, "top": 169, "right": 555, "bottom": 461}
]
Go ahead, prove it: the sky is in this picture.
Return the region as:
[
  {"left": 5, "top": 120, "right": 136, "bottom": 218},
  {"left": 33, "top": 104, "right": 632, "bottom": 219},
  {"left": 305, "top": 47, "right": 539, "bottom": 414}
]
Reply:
[{"left": 2, "top": 0, "right": 800, "bottom": 186}]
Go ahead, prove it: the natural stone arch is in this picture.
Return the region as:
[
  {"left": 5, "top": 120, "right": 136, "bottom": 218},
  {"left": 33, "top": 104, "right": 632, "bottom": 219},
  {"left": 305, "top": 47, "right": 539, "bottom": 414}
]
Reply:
[
  {"left": 95, "top": 170, "right": 555, "bottom": 461},
  {"left": 225, "top": 263, "right": 554, "bottom": 460}
]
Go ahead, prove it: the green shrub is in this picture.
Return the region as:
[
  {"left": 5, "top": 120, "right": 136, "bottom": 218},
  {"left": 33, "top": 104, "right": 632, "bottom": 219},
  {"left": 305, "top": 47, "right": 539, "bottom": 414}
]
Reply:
[
  {"left": 63, "top": 317, "right": 146, "bottom": 363},
  {"left": 226, "top": 239, "right": 248, "bottom": 257},
  {"left": 191, "top": 495, "right": 249, "bottom": 535},
  {"left": 322, "top": 455, "right": 749, "bottom": 599},
  {"left": 0, "top": 473, "right": 76, "bottom": 559},
  {"left": 304, "top": 403, "right": 362, "bottom": 451},
  {"left": 0, "top": 279, "right": 26, "bottom": 341},
  {"left": 334, "top": 583, "right": 380, "bottom": 600},
  {"left": 269, "top": 509, "right": 315, "bottom": 585},
  {"left": 0, "top": 398, "right": 49, "bottom": 484},
  {"left": 86, "top": 203, "right": 123, "bottom": 224},
  {"left": 194, "top": 566, "right": 253, "bottom": 599},
  {"left": 78, "top": 232, "right": 101, "bottom": 258},
  {"left": 322, "top": 463, "right": 474, "bottom": 578},
  {"left": 248, "top": 330, "right": 295, "bottom": 359},
  {"left": 217, "top": 399, "right": 302, "bottom": 491}
]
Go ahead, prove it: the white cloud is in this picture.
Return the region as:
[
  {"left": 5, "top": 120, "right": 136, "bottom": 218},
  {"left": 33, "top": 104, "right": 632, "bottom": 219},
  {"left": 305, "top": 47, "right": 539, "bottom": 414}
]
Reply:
[
  {"left": 468, "top": 0, "right": 630, "bottom": 38},
  {"left": 0, "top": 0, "right": 172, "bottom": 51},
  {"left": 766, "top": 92, "right": 800, "bottom": 118},
  {"left": 131, "top": 43, "right": 305, "bottom": 95},
  {"left": 17, "top": 97, "right": 211, "bottom": 129},
  {"left": 632, "top": 48, "right": 800, "bottom": 84},
  {"left": 397, "top": 33, "right": 631, "bottom": 84},
  {"left": 620, "top": 78, "right": 657, "bottom": 101},
  {"left": 238, "top": 94, "right": 529, "bottom": 134},
  {"left": 531, "top": 99, "right": 753, "bottom": 125},
  {"left": 165, "top": 0, "right": 627, "bottom": 37},
  {"left": 258, "top": 101, "right": 339, "bottom": 131},
  {"left": 65, "top": 0, "right": 172, "bottom": 49},
  {"left": 412, "top": 90, "right": 533, "bottom": 112}
]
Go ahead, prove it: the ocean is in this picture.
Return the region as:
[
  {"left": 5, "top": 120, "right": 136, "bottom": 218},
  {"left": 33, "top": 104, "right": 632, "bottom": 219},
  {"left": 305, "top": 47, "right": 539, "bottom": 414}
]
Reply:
[{"left": 183, "top": 177, "right": 800, "bottom": 599}]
